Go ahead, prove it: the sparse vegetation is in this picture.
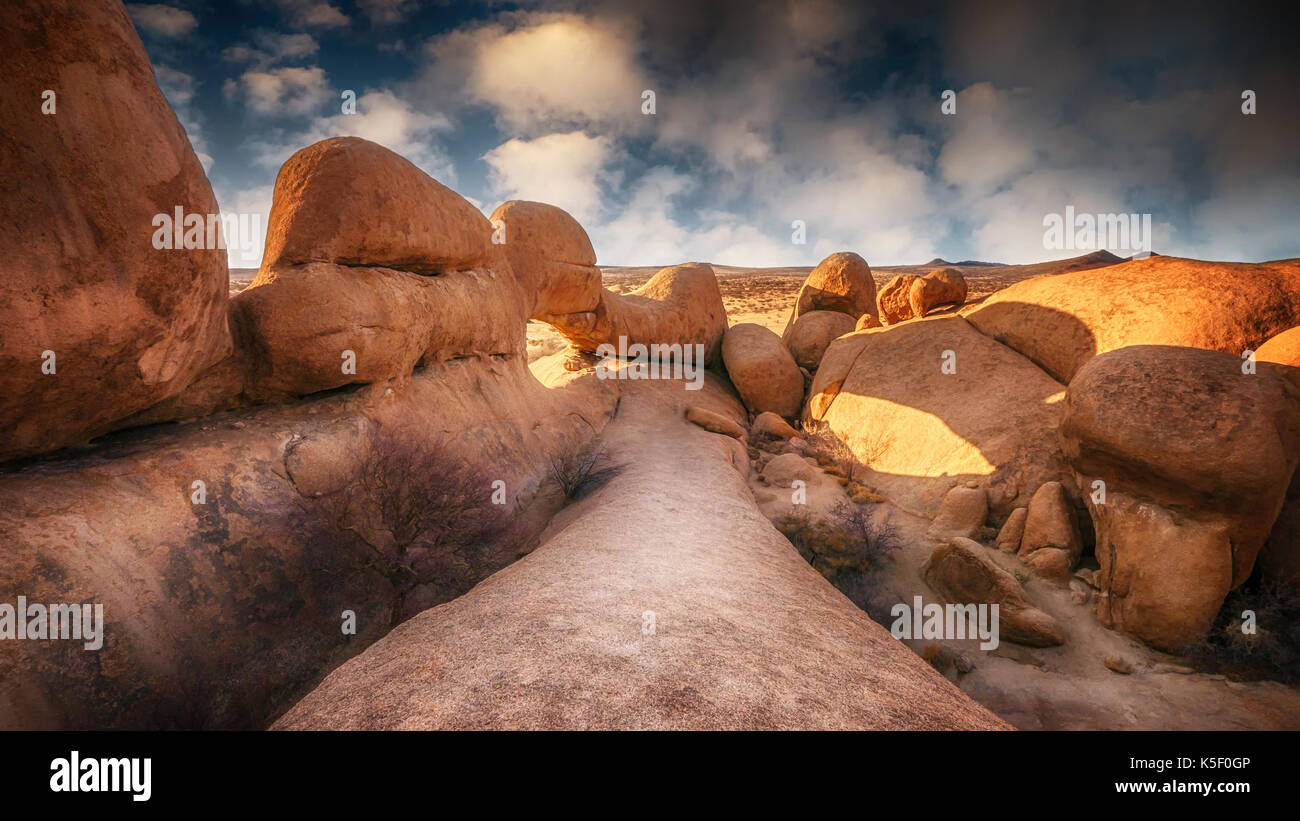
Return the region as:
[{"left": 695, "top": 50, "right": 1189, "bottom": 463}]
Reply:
[
  {"left": 805, "top": 421, "right": 893, "bottom": 483},
  {"left": 1014, "top": 570, "right": 1031, "bottom": 586},
  {"left": 1187, "top": 580, "right": 1300, "bottom": 685},
  {"left": 776, "top": 500, "right": 901, "bottom": 624},
  {"left": 303, "top": 425, "right": 521, "bottom": 626},
  {"left": 548, "top": 439, "right": 622, "bottom": 501}
]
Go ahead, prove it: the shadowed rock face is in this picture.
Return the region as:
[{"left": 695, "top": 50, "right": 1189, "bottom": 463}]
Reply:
[
  {"left": 1061, "top": 345, "right": 1300, "bottom": 651},
  {"left": 0, "top": 0, "right": 231, "bottom": 462},
  {"left": 274, "top": 380, "right": 1009, "bottom": 731},
  {"left": 0, "top": 355, "right": 616, "bottom": 730},
  {"left": 964, "top": 255, "right": 1300, "bottom": 383}
]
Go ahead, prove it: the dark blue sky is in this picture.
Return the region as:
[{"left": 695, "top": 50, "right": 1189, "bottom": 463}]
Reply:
[{"left": 128, "top": 0, "right": 1300, "bottom": 267}]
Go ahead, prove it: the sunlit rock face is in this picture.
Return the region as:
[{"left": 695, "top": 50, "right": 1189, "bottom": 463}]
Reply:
[
  {"left": 964, "top": 255, "right": 1300, "bottom": 383},
  {"left": 806, "top": 315, "right": 1072, "bottom": 520}
]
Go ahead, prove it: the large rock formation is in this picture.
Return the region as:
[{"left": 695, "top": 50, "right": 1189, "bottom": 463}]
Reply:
[
  {"left": 1060, "top": 345, "right": 1300, "bottom": 651},
  {"left": 0, "top": 361, "right": 614, "bottom": 729},
  {"left": 274, "top": 381, "right": 1009, "bottom": 730},
  {"left": 0, "top": 15, "right": 626, "bottom": 725},
  {"left": 236, "top": 138, "right": 523, "bottom": 402},
  {"left": 0, "top": 0, "right": 231, "bottom": 462},
  {"left": 964, "top": 255, "right": 1300, "bottom": 383},
  {"left": 721, "top": 323, "right": 806, "bottom": 419},
  {"left": 0, "top": 122, "right": 625, "bottom": 728},
  {"left": 784, "top": 252, "right": 878, "bottom": 332},
  {"left": 546, "top": 262, "right": 729, "bottom": 366},
  {"left": 805, "top": 316, "right": 1072, "bottom": 519}
]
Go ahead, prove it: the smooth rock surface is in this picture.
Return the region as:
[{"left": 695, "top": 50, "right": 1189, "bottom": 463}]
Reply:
[{"left": 275, "top": 382, "right": 1009, "bottom": 730}]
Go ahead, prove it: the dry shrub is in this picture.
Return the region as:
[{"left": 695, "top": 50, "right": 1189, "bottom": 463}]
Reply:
[
  {"left": 776, "top": 500, "right": 901, "bottom": 625},
  {"left": 549, "top": 439, "right": 621, "bottom": 501},
  {"left": 304, "top": 425, "right": 521, "bottom": 626},
  {"left": 1188, "top": 580, "right": 1300, "bottom": 685},
  {"left": 805, "top": 422, "right": 893, "bottom": 483}
]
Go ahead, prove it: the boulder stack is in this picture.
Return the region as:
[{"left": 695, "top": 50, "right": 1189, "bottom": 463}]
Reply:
[
  {"left": 785, "top": 251, "right": 878, "bottom": 331},
  {"left": 1060, "top": 345, "right": 1300, "bottom": 651}
]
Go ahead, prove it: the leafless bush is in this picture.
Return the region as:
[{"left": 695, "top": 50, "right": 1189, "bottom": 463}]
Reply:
[
  {"left": 1188, "top": 580, "right": 1300, "bottom": 685},
  {"left": 831, "top": 500, "right": 902, "bottom": 569},
  {"left": 549, "top": 439, "right": 621, "bottom": 501},
  {"left": 303, "top": 426, "right": 518, "bottom": 626},
  {"left": 776, "top": 500, "right": 901, "bottom": 624}
]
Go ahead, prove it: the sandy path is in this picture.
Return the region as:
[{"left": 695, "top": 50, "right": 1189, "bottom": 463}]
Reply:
[{"left": 274, "top": 379, "right": 1007, "bottom": 729}]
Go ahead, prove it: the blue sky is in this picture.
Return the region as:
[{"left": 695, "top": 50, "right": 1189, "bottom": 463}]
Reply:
[{"left": 127, "top": 0, "right": 1300, "bottom": 268}]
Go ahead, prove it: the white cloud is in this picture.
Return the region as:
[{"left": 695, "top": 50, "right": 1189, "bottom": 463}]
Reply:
[
  {"left": 212, "top": 183, "right": 274, "bottom": 268},
  {"left": 484, "top": 132, "right": 619, "bottom": 224},
  {"left": 223, "top": 32, "right": 319, "bottom": 68},
  {"left": 937, "top": 83, "right": 1043, "bottom": 195},
  {"left": 420, "top": 14, "right": 645, "bottom": 135},
  {"left": 1185, "top": 176, "right": 1300, "bottom": 262},
  {"left": 127, "top": 4, "right": 197, "bottom": 37},
  {"left": 275, "top": 0, "right": 348, "bottom": 29},
  {"left": 591, "top": 168, "right": 808, "bottom": 267},
  {"left": 232, "top": 66, "right": 331, "bottom": 116},
  {"left": 248, "top": 89, "right": 455, "bottom": 185}
]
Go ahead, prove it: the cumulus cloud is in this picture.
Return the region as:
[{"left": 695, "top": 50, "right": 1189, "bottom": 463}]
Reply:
[
  {"left": 484, "top": 132, "right": 620, "bottom": 224},
  {"left": 248, "top": 89, "right": 455, "bottom": 184},
  {"left": 592, "top": 168, "right": 810, "bottom": 267},
  {"left": 274, "top": 0, "right": 348, "bottom": 29},
  {"left": 417, "top": 14, "right": 646, "bottom": 135},
  {"left": 229, "top": 66, "right": 331, "bottom": 116},
  {"left": 407, "top": 2, "right": 944, "bottom": 265},
  {"left": 187, "top": 0, "right": 1300, "bottom": 267},
  {"left": 222, "top": 31, "right": 319, "bottom": 68},
  {"left": 127, "top": 4, "right": 197, "bottom": 38}
]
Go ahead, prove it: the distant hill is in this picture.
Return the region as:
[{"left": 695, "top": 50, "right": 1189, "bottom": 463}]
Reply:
[{"left": 923, "top": 257, "right": 1006, "bottom": 267}]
